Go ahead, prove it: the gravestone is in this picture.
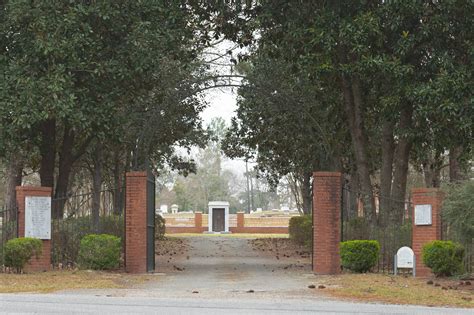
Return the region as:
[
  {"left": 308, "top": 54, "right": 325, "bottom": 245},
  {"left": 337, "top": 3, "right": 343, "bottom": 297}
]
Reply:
[
  {"left": 160, "top": 204, "right": 168, "bottom": 214},
  {"left": 394, "top": 246, "right": 415, "bottom": 276},
  {"left": 171, "top": 204, "right": 178, "bottom": 214}
]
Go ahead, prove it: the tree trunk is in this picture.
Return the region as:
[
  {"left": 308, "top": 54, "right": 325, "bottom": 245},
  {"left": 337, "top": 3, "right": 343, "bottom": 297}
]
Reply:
[
  {"left": 4, "top": 155, "right": 23, "bottom": 210},
  {"left": 39, "top": 119, "right": 56, "bottom": 188},
  {"left": 422, "top": 161, "right": 434, "bottom": 188},
  {"left": 391, "top": 105, "right": 413, "bottom": 223},
  {"left": 53, "top": 125, "right": 75, "bottom": 219},
  {"left": 449, "top": 146, "right": 464, "bottom": 183},
  {"left": 288, "top": 174, "right": 302, "bottom": 214},
  {"left": 346, "top": 171, "right": 360, "bottom": 220},
  {"left": 422, "top": 151, "right": 442, "bottom": 188},
  {"left": 341, "top": 75, "right": 376, "bottom": 222},
  {"left": 113, "top": 150, "right": 123, "bottom": 215},
  {"left": 301, "top": 171, "right": 312, "bottom": 215},
  {"left": 379, "top": 119, "right": 395, "bottom": 224},
  {"left": 91, "top": 145, "right": 103, "bottom": 233}
]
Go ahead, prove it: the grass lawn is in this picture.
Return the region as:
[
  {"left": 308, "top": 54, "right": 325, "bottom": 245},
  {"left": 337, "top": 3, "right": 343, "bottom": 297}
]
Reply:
[
  {"left": 166, "top": 233, "right": 289, "bottom": 238},
  {"left": 0, "top": 270, "right": 154, "bottom": 293},
  {"left": 316, "top": 273, "right": 473, "bottom": 308}
]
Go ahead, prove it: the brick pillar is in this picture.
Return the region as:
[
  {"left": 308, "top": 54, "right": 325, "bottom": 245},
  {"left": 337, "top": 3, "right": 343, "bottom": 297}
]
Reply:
[
  {"left": 312, "top": 172, "right": 342, "bottom": 274},
  {"left": 125, "top": 172, "right": 147, "bottom": 273},
  {"left": 16, "top": 186, "right": 52, "bottom": 272},
  {"left": 237, "top": 212, "right": 244, "bottom": 229},
  {"left": 195, "top": 212, "right": 202, "bottom": 231},
  {"left": 412, "top": 188, "right": 443, "bottom": 277}
]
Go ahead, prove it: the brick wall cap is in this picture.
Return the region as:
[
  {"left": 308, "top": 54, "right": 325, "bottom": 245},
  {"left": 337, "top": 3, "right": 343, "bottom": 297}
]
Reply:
[
  {"left": 313, "top": 172, "right": 342, "bottom": 177},
  {"left": 126, "top": 171, "right": 147, "bottom": 177},
  {"left": 15, "top": 186, "right": 53, "bottom": 193},
  {"left": 237, "top": 212, "right": 245, "bottom": 214},
  {"left": 195, "top": 212, "right": 202, "bottom": 214}
]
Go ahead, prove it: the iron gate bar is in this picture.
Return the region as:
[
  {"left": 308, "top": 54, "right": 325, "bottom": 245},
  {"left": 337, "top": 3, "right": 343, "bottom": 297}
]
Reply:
[{"left": 146, "top": 170, "right": 156, "bottom": 272}]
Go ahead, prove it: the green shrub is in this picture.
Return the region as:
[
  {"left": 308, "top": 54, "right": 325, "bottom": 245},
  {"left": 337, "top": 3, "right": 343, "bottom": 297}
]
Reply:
[
  {"left": 78, "top": 234, "right": 121, "bottom": 270},
  {"left": 52, "top": 215, "right": 123, "bottom": 267},
  {"left": 4, "top": 237, "right": 43, "bottom": 273},
  {"left": 289, "top": 215, "right": 312, "bottom": 247},
  {"left": 422, "top": 240, "right": 464, "bottom": 277},
  {"left": 340, "top": 240, "right": 380, "bottom": 273},
  {"left": 442, "top": 180, "right": 474, "bottom": 244},
  {"left": 155, "top": 214, "right": 166, "bottom": 240}
]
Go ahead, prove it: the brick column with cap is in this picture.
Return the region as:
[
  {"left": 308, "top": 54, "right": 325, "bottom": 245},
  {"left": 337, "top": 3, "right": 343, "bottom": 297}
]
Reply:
[
  {"left": 195, "top": 212, "right": 203, "bottom": 231},
  {"left": 125, "top": 172, "right": 148, "bottom": 273},
  {"left": 312, "top": 172, "right": 342, "bottom": 274},
  {"left": 237, "top": 212, "right": 245, "bottom": 229},
  {"left": 16, "top": 186, "right": 52, "bottom": 272},
  {"left": 412, "top": 188, "right": 443, "bottom": 277}
]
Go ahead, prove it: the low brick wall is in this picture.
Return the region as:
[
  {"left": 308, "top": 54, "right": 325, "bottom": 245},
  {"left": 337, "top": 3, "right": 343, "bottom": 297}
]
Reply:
[
  {"left": 165, "top": 226, "right": 207, "bottom": 233},
  {"left": 162, "top": 212, "right": 294, "bottom": 234},
  {"left": 230, "top": 227, "right": 288, "bottom": 234}
]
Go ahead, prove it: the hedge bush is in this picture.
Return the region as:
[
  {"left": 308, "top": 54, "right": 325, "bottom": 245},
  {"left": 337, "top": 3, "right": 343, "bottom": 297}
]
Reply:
[
  {"left": 422, "top": 240, "right": 464, "bottom": 277},
  {"left": 340, "top": 240, "right": 380, "bottom": 273},
  {"left": 155, "top": 214, "right": 166, "bottom": 240},
  {"left": 51, "top": 215, "right": 123, "bottom": 267},
  {"left": 289, "top": 215, "right": 312, "bottom": 247},
  {"left": 4, "top": 237, "right": 43, "bottom": 273},
  {"left": 78, "top": 234, "right": 121, "bottom": 270}
]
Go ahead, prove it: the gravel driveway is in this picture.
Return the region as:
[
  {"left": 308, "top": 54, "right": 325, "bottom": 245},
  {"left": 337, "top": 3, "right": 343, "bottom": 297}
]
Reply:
[{"left": 147, "top": 235, "right": 316, "bottom": 299}]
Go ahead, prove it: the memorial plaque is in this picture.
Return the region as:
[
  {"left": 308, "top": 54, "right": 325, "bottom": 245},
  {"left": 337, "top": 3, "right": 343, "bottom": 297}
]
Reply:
[
  {"left": 414, "top": 204, "right": 432, "bottom": 225},
  {"left": 25, "top": 196, "right": 51, "bottom": 239},
  {"left": 396, "top": 246, "right": 414, "bottom": 268}
]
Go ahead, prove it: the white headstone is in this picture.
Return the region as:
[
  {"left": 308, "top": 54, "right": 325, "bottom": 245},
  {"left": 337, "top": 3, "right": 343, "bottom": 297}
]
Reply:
[
  {"left": 171, "top": 204, "right": 178, "bottom": 214},
  {"left": 160, "top": 204, "right": 168, "bottom": 214},
  {"left": 25, "top": 196, "right": 51, "bottom": 240},
  {"left": 396, "top": 246, "right": 414, "bottom": 269},
  {"left": 256, "top": 208, "right": 263, "bottom": 213},
  {"left": 414, "top": 204, "right": 432, "bottom": 225}
]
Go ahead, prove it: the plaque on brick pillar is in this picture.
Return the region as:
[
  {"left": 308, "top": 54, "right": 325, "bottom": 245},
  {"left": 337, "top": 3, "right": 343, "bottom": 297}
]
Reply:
[
  {"left": 414, "top": 204, "right": 432, "bottom": 225},
  {"left": 25, "top": 196, "right": 51, "bottom": 239}
]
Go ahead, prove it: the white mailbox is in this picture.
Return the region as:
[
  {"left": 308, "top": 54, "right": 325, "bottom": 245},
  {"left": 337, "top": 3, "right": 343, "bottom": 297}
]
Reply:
[{"left": 394, "top": 246, "right": 415, "bottom": 277}]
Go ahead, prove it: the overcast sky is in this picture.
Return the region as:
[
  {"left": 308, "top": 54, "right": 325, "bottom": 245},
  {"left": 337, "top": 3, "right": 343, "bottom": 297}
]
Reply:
[
  {"left": 200, "top": 87, "right": 253, "bottom": 176},
  {"left": 202, "top": 87, "right": 237, "bottom": 125}
]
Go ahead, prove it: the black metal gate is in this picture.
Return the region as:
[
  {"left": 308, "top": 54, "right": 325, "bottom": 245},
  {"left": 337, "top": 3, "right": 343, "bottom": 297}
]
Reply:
[
  {"left": 146, "top": 170, "right": 156, "bottom": 272},
  {"left": 0, "top": 206, "right": 19, "bottom": 266},
  {"left": 341, "top": 175, "right": 413, "bottom": 273}
]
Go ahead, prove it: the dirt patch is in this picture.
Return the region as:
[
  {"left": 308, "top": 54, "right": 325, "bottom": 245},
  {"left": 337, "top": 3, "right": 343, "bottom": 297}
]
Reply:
[
  {"left": 155, "top": 237, "right": 191, "bottom": 272},
  {"left": 0, "top": 271, "right": 153, "bottom": 293},
  {"left": 249, "top": 238, "right": 310, "bottom": 271},
  {"left": 250, "top": 238, "right": 310, "bottom": 258},
  {"left": 312, "top": 273, "right": 474, "bottom": 308}
]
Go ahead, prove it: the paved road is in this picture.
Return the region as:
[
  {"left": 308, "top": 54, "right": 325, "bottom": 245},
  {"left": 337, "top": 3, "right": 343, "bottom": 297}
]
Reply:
[
  {"left": 1, "top": 236, "right": 471, "bottom": 314},
  {"left": 1, "top": 294, "right": 472, "bottom": 314}
]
